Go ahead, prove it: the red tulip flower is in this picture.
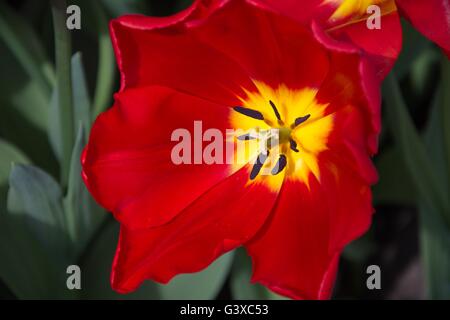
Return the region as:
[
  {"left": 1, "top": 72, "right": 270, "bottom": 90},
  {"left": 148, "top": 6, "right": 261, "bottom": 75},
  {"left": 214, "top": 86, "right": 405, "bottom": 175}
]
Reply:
[
  {"left": 257, "top": 0, "right": 449, "bottom": 76},
  {"left": 82, "top": 0, "right": 379, "bottom": 299}
]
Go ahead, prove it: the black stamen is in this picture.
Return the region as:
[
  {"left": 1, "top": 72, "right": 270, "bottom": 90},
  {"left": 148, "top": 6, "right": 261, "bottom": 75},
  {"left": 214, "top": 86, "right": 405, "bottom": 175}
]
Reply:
[
  {"left": 237, "top": 133, "right": 256, "bottom": 141},
  {"left": 233, "top": 106, "right": 264, "bottom": 120},
  {"left": 289, "top": 139, "right": 299, "bottom": 152},
  {"left": 250, "top": 151, "right": 269, "bottom": 180},
  {"left": 271, "top": 154, "right": 287, "bottom": 175},
  {"left": 293, "top": 114, "right": 311, "bottom": 127},
  {"left": 269, "top": 100, "right": 282, "bottom": 121}
]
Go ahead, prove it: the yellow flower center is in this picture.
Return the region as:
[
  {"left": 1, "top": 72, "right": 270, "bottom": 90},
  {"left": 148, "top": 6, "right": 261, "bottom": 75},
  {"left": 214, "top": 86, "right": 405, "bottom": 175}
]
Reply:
[{"left": 230, "top": 81, "right": 334, "bottom": 191}]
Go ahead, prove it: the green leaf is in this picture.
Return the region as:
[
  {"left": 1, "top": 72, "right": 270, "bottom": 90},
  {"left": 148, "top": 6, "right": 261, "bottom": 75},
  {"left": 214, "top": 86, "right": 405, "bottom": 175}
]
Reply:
[
  {"left": 393, "top": 19, "right": 431, "bottom": 79},
  {"left": 0, "top": 2, "right": 54, "bottom": 96},
  {"left": 424, "top": 86, "right": 450, "bottom": 196},
  {"left": 64, "top": 125, "right": 105, "bottom": 257},
  {"left": 0, "top": 42, "right": 58, "bottom": 175},
  {"left": 93, "top": 30, "right": 115, "bottom": 118},
  {"left": 0, "top": 42, "right": 50, "bottom": 130},
  {"left": 0, "top": 40, "right": 50, "bottom": 131},
  {"left": 0, "top": 139, "right": 30, "bottom": 186},
  {"left": 7, "top": 164, "right": 71, "bottom": 264},
  {"left": 49, "top": 53, "right": 91, "bottom": 162},
  {"left": 157, "top": 251, "right": 234, "bottom": 300},
  {"left": 383, "top": 73, "right": 450, "bottom": 226},
  {"left": 0, "top": 207, "right": 64, "bottom": 299},
  {"left": 419, "top": 82, "right": 450, "bottom": 299},
  {"left": 64, "top": 125, "right": 84, "bottom": 243},
  {"left": 410, "top": 48, "right": 440, "bottom": 100},
  {"left": 72, "top": 53, "right": 91, "bottom": 139},
  {"left": 51, "top": 0, "right": 74, "bottom": 188},
  {"left": 0, "top": 105, "right": 58, "bottom": 177},
  {"left": 80, "top": 218, "right": 159, "bottom": 299},
  {"left": 441, "top": 56, "right": 450, "bottom": 191},
  {"left": 88, "top": 1, "right": 116, "bottom": 118},
  {"left": 230, "top": 248, "right": 287, "bottom": 300},
  {"left": 373, "top": 147, "right": 417, "bottom": 206},
  {"left": 48, "top": 87, "right": 62, "bottom": 162},
  {"left": 420, "top": 202, "right": 450, "bottom": 299}
]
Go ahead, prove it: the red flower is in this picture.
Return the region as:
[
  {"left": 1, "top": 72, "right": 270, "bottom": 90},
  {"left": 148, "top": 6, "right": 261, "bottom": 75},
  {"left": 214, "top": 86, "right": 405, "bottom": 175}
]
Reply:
[
  {"left": 257, "top": 0, "right": 449, "bottom": 72},
  {"left": 82, "top": 0, "right": 378, "bottom": 299}
]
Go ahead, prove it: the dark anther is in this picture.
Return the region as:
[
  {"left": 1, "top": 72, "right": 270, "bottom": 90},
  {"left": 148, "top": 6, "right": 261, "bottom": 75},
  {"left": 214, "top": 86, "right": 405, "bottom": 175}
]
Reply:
[
  {"left": 237, "top": 133, "right": 256, "bottom": 141},
  {"left": 271, "top": 154, "right": 287, "bottom": 175},
  {"left": 293, "top": 114, "right": 311, "bottom": 127},
  {"left": 289, "top": 139, "right": 299, "bottom": 152},
  {"left": 250, "top": 151, "right": 269, "bottom": 180},
  {"left": 233, "top": 106, "right": 264, "bottom": 120},
  {"left": 269, "top": 100, "right": 282, "bottom": 122}
]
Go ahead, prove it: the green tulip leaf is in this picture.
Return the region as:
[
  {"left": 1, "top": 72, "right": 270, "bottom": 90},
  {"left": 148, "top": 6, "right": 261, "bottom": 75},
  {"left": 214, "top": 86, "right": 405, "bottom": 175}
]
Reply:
[
  {"left": 0, "top": 139, "right": 30, "bottom": 186},
  {"left": 157, "top": 251, "right": 234, "bottom": 300},
  {"left": 0, "top": 2, "right": 54, "bottom": 96},
  {"left": 419, "top": 82, "right": 450, "bottom": 299},
  {"left": 383, "top": 73, "right": 450, "bottom": 226},
  {"left": 7, "top": 164, "right": 71, "bottom": 264},
  {"left": 64, "top": 124, "right": 105, "bottom": 257},
  {"left": 0, "top": 207, "right": 64, "bottom": 299}
]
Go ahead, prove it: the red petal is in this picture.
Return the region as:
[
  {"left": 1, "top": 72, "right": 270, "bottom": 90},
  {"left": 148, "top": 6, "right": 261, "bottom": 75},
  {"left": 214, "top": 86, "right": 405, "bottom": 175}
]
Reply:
[
  {"left": 82, "top": 85, "right": 237, "bottom": 229},
  {"left": 246, "top": 164, "right": 374, "bottom": 299},
  {"left": 110, "top": 9, "right": 256, "bottom": 105},
  {"left": 309, "top": 41, "right": 380, "bottom": 157},
  {"left": 322, "top": 161, "right": 375, "bottom": 251},
  {"left": 253, "top": 0, "right": 402, "bottom": 80},
  {"left": 396, "top": 0, "right": 450, "bottom": 56},
  {"left": 325, "top": 107, "right": 379, "bottom": 185},
  {"left": 252, "top": 0, "right": 329, "bottom": 25},
  {"left": 246, "top": 180, "right": 336, "bottom": 300},
  {"left": 111, "top": 166, "right": 283, "bottom": 293},
  {"left": 330, "top": 10, "right": 402, "bottom": 79},
  {"left": 192, "top": 0, "right": 330, "bottom": 89}
]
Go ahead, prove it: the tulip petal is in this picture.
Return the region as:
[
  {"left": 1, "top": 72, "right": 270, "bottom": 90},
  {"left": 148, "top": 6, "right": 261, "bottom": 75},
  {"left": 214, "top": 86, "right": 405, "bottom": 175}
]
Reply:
[
  {"left": 110, "top": 9, "right": 256, "bottom": 105},
  {"left": 111, "top": 165, "right": 284, "bottom": 293},
  {"left": 246, "top": 179, "right": 336, "bottom": 300},
  {"left": 330, "top": 9, "right": 402, "bottom": 79},
  {"left": 312, "top": 23, "right": 382, "bottom": 154},
  {"left": 246, "top": 163, "right": 373, "bottom": 299},
  {"left": 82, "top": 85, "right": 239, "bottom": 229},
  {"left": 253, "top": 0, "right": 402, "bottom": 80},
  {"left": 192, "top": 0, "right": 330, "bottom": 89},
  {"left": 252, "top": 0, "right": 329, "bottom": 25}
]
